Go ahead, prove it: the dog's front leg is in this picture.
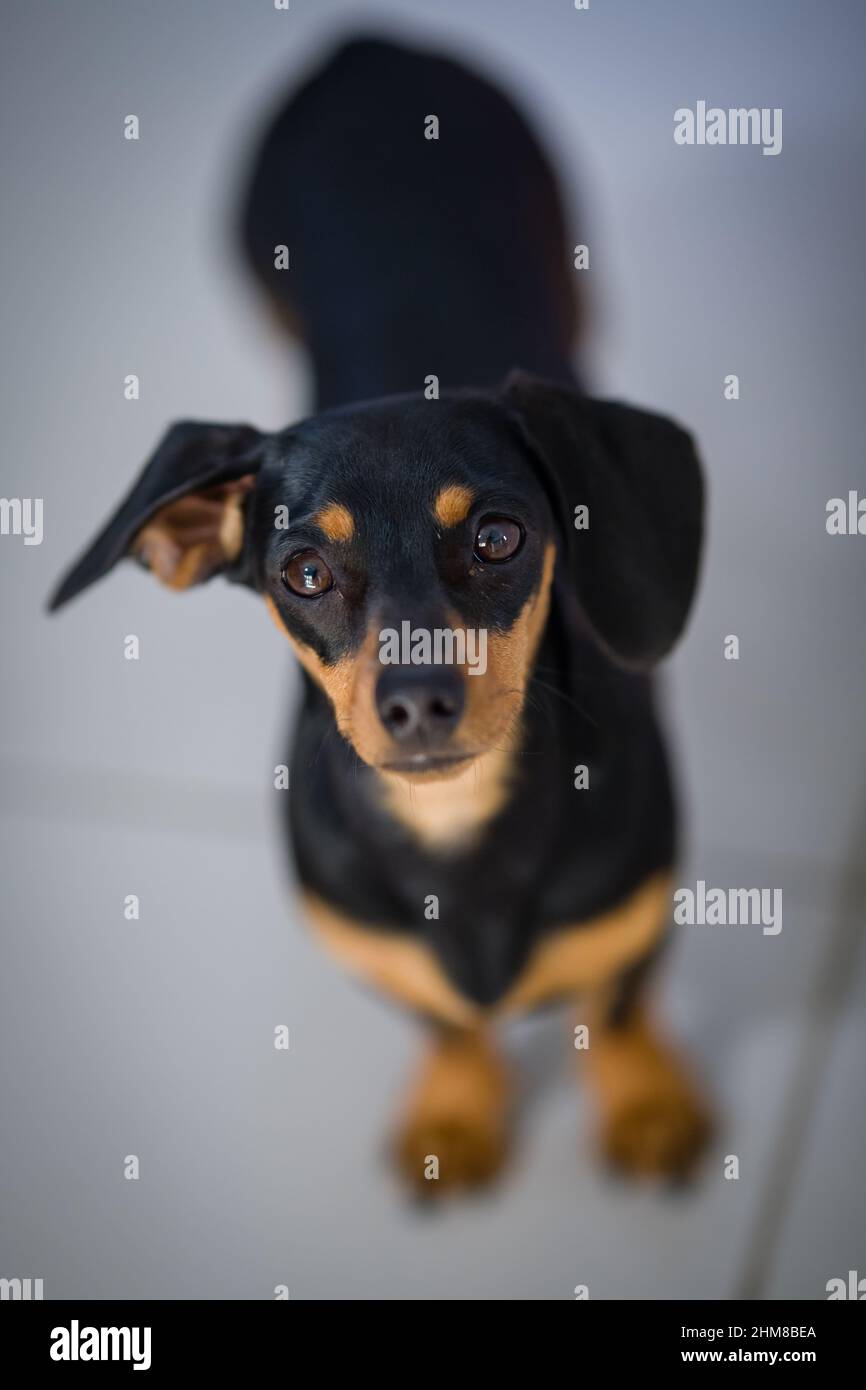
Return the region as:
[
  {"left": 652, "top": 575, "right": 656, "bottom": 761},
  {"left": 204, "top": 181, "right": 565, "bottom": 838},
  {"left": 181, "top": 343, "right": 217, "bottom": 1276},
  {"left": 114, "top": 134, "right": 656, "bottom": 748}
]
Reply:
[
  {"left": 392, "top": 1025, "right": 511, "bottom": 1196},
  {"left": 579, "top": 981, "right": 712, "bottom": 1182}
]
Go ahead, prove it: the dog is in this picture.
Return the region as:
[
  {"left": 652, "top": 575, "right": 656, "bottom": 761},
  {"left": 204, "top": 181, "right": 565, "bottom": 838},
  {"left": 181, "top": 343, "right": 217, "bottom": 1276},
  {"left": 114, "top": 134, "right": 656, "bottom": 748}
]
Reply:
[{"left": 50, "top": 36, "right": 708, "bottom": 1193}]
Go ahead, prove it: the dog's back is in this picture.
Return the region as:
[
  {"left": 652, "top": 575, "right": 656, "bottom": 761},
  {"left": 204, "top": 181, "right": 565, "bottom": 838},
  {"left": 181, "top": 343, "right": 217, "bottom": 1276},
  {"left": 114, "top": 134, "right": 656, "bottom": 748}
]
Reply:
[{"left": 240, "top": 36, "right": 579, "bottom": 408}]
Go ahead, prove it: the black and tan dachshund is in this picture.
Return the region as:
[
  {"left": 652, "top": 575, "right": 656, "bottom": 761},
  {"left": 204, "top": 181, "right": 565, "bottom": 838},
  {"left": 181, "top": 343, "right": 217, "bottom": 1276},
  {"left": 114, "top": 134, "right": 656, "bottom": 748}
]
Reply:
[{"left": 51, "top": 37, "right": 709, "bottom": 1193}]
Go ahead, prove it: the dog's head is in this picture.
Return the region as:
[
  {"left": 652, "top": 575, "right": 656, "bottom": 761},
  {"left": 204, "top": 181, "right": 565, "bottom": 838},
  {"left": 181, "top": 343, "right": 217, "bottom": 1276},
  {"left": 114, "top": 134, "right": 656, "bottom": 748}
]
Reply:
[{"left": 50, "top": 374, "right": 703, "bottom": 780}]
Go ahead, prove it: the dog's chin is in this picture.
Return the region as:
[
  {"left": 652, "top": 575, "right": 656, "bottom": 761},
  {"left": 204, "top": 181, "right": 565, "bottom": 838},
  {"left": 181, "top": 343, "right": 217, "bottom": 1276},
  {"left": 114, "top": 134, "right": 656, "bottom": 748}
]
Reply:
[{"left": 376, "top": 750, "right": 482, "bottom": 783}]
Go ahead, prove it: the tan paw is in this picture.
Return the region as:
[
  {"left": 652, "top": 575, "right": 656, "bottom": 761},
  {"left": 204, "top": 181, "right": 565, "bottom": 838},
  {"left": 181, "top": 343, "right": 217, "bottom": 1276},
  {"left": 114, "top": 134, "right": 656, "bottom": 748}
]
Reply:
[
  {"left": 599, "top": 1073, "right": 712, "bottom": 1180},
  {"left": 394, "top": 1111, "right": 507, "bottom": 1196},
  {"left": 585, "top": 1007, "right": 712, "bottom": 1182},
  {"left": 391, "top": 1031, "right": 510, "bottom": 1197}
]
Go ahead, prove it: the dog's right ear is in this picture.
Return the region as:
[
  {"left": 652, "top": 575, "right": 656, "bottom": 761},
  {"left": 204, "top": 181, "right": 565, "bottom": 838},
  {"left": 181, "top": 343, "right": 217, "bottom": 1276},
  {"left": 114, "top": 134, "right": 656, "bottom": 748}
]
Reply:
[
  {"left": 501, "top": 372, "right": 704, "bottom": 668},
  {"left": 49, "top": 421, "right": 266, "bottom": 611}
]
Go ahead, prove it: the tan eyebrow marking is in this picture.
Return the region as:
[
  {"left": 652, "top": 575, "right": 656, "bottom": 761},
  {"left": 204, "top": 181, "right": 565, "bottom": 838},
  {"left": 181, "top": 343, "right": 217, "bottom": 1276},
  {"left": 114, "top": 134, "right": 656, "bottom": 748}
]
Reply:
[
  {"left": 433, "top": 484, "right": 474, "bottom": 529},
  {"left": 313, "top": 502, "right": 355, "bottom": 542}
]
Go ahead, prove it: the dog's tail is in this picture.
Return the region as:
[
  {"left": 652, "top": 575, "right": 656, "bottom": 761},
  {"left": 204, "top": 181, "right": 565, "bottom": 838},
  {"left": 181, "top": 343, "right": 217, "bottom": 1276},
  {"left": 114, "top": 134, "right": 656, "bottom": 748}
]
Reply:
[{"left": 238, "top": 34, "right": 580, "bottom": 404}]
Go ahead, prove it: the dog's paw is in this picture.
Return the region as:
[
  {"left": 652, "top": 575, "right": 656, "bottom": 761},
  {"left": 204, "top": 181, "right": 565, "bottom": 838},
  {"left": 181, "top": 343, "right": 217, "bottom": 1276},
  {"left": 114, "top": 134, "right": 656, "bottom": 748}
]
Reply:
[
  {"left": 391, "top": 1032, "right": 510, "bottom": 1198},
  {"left": 599, "top": 1074, "right": 712, "bottom": 1182},
  {"left": 585, "top": 1008, "right": 712, "bottom": 1183},
  {"left": 394, "top": 1110, "right": 507, "bottom": 1197}
]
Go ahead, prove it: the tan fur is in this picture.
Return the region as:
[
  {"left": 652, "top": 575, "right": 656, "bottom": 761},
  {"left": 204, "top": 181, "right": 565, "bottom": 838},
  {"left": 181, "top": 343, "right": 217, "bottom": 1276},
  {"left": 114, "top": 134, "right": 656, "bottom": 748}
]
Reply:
[
  {"left": 264, "top": 595, "right": 375, "bottom": 746},
  {"left": 302, "top": 891, "right": 479, "bottom": 1027},
  {"left": 500, "top": 871, "right": 672, "bottom": 1013},
  {"left": 300, "top": 872, "right": 672, "bottom": 1026},
  {"left": 462, "top": 540, "right": 555, "bottom": 746},
  {"left": 313, "top": 501, "right": 355, "bottom": 542},
  {"left": 393, "top": 1028, "right": 510, "bottom": 1192},
  {"left": 582, "top": 999, "right": 711, "bottom": 1178},
  {"left": 133, "top": 477, "right": 254, "bottom": 590},
  {"left": 376, "top": 744, "right": 516, "bottom": 851},
  {"left": 433, "top": 484, "right": 475, "bottom": 529}
]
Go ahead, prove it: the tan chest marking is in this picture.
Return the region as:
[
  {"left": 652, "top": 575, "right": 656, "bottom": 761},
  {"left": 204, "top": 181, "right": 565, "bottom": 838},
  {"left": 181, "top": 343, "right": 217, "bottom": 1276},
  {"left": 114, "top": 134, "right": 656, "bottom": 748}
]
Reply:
[
  {"left": 375, "top": 744, "right": 517, "bottom": 852},
  {"left": 301, "top": 871, "right": 671, "bottom": 1025},
  {"left": 302, "top": 891, "right": 480, "bottom": 1027},
  {"left": 500, "top": 872, "right": 672, "bottom": 1014}
]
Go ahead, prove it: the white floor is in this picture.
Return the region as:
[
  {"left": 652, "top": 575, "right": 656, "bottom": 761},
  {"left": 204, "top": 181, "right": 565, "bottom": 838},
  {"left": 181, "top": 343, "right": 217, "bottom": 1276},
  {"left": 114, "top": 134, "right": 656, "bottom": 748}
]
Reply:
[
  {"left": 1, "top": 730, "right": 863, "bottom": 1298},
  {"left": 2, "top": 0, "right": 865, "bottom": 1299}
]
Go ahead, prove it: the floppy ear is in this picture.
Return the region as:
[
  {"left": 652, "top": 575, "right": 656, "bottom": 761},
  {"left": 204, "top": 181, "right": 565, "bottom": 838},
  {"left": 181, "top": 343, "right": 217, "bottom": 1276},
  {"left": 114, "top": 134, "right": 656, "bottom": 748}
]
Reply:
[
  {"left": 49, "top": 421, "right": 265, "bottom": 611},
  {"left": 501, "top": 371, "right": 704, "bottom": 667}
]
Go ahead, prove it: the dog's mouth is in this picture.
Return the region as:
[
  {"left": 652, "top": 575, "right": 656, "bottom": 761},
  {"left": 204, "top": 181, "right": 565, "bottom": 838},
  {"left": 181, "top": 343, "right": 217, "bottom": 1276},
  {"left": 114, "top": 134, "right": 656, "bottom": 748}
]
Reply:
[{"left": 378, "top": 750, "right": 479, "bottom": 778}]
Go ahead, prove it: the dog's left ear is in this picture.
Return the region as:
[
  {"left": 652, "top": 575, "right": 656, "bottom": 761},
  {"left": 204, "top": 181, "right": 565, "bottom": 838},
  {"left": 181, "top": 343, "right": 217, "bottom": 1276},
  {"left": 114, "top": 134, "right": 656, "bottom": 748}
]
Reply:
[
  {"left": 501, "top": 371, "right": 704, "bottom": 667},
  {"left": 49, "top": 421, "right": 265, "bottom": 611}
]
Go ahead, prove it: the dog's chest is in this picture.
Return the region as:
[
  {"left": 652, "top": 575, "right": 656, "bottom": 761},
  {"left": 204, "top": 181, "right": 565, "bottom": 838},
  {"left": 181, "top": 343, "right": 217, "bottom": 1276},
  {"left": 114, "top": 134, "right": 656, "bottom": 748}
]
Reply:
[
  {"left": 289, "top": 673, "right": 674, "bottom": 1015},
  {"left": 303, "top": 872, "right": 670, "bottom": 1023}
]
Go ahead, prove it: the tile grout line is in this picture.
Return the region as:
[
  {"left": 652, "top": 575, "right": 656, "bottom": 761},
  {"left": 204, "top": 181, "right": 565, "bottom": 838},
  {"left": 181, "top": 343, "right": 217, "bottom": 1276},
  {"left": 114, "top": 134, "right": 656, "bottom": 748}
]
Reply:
[{"left": 3, "top": 758, "right": 864, "bottom": 896}]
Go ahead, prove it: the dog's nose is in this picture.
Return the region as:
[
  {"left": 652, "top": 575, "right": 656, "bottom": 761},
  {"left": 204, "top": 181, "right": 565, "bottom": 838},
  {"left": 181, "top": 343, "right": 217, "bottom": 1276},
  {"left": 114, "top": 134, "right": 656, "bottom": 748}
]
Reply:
[{"left": 376, "top": 665, "right": 465, "bottom": 746}]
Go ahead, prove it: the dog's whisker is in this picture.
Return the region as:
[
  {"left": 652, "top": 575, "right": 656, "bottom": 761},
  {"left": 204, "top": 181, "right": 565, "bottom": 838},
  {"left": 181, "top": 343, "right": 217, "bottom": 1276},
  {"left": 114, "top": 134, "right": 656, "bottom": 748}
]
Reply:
[{"left": 527, "top": 673, "right": 600, "bottom": 728}]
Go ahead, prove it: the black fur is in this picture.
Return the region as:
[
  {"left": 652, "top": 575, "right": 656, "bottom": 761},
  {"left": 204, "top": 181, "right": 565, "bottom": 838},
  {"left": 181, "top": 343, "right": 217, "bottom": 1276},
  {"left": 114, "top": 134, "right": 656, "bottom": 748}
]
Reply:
[
  {"left": 50, "top": 36, "right": 703, "bottom": 1011},
  {"left": 240, "top": 35, "right": 578, "bottom": 407}
]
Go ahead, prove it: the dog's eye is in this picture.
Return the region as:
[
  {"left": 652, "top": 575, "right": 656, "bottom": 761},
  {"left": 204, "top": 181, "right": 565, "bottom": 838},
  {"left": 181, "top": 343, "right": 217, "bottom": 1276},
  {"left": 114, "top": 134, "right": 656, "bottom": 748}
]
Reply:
[
  {"left": 282, "top": 550, "right": 334, "bottom": 597},
  {"left": 474, "top": 516, "right": 524, "bottom": 563}
]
